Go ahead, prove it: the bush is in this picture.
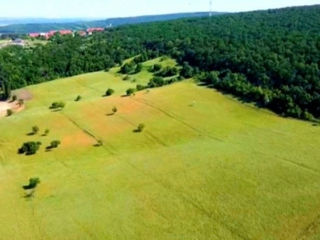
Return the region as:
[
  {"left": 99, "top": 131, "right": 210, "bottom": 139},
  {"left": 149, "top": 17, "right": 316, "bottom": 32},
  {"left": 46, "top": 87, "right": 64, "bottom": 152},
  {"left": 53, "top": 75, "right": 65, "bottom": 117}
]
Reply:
[
  {"left": 134, "top": 63, "right": 143, "bottom": 74},
  {"left": 120, "top": 62, "right": 136, "bottom": 74},
  {"left": 149, "top": 64, "right": 162, "bottom": 73},
  {"left": 148, "top": 77, "right": 165, "bottom": 88},
  {"left": 126, "top": 88, "right": 136, "bottom": 96},
  {"left": 19, "top": 141, "right": 42, "bottom": 155},
  {"left": 50, "top": 101, "right": 65, "bottom": 110},
  {"left": 11, "top": 95, "right": 17, "bottom": 102},
  {"left": 105, "top": 88, "right": 115, "bottom": 96},
  {"left": 6, "top": 109, "right": 13, "bottom": 116},
  {"left": 32, "top": 126, "right": 39, "bottom": 135},
  {"left": 123, "top": 75, "right": 130, "bottom": 81},
  {"left": 95, "top": 140, "right": 103, "bottom": 147},
  {"left": 135, "top": 123, "right": 145, "bottom": 132},
  {"left": 155, "top": 67, "right": 178, "bottom": 77},
  {"left": 23, "top": 177, "right": 40, "bottom": 190},
  {"left": 47, "top": 140, "right": 61, "bottom": 149},
  {"left": 75, "top": 95, "right": 82, "bottom": 101},
  {"left": 112, "top": 106, "right": 118, "bottom": 114},
  {"left": 43, "top": 129, "right": 50, "bottom": 136}
]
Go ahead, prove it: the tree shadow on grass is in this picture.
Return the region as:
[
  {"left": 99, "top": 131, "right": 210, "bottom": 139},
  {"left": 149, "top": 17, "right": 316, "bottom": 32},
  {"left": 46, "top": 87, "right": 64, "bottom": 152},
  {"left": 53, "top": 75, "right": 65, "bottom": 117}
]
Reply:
[
  {"left": 51, "top": 109, "right": 62, "bottom": 112},
  {"left": 133, "top": 129, "right": 142, "bottom": 133}
]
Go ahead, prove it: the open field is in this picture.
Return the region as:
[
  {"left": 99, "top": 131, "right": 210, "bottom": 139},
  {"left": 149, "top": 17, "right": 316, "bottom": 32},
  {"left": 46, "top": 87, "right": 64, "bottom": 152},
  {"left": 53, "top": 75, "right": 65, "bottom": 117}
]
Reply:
[{"left": 0, "top": 57, "right": 320, "bottom": 240}]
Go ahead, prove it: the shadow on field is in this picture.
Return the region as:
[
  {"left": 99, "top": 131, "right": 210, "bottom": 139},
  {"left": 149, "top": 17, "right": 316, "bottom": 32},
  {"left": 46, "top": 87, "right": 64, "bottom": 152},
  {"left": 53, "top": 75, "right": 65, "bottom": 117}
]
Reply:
[{"left": 51, "top": 109, "right": 62, "bottom": 112}]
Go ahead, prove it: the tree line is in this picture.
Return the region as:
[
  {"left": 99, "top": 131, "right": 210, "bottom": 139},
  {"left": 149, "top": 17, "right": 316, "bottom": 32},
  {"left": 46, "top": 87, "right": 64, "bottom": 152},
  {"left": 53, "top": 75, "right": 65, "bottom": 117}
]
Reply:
[{"left": 0, "top": 5, "right": 319, "bottom": 120}]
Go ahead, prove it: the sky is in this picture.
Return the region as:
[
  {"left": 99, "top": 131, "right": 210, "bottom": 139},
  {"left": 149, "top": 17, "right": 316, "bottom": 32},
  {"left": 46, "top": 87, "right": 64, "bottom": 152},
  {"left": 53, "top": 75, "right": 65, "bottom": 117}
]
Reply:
[{"left": 0, "top": 0, "right": 318, "bottom": 18}]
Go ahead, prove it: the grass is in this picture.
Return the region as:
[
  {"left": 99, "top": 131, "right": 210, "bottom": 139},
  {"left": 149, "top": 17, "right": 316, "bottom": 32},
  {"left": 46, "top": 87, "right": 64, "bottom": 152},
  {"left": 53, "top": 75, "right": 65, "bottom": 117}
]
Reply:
[{"left": 0, "top": 57, "right": 320, "bottom": 240}]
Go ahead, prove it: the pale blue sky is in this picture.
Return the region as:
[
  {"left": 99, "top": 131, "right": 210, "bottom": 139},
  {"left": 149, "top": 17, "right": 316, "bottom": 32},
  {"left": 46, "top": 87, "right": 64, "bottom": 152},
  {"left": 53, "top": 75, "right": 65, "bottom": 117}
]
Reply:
[{"left": 0, "top": 0, "right": 318, "bottom": 18}]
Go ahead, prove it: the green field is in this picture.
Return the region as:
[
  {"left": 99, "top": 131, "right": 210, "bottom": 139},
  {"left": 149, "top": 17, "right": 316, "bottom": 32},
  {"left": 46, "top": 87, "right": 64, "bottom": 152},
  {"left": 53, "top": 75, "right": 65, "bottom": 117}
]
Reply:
[{"left": 1, "top": 57, "right": 320, "bottom": 240}]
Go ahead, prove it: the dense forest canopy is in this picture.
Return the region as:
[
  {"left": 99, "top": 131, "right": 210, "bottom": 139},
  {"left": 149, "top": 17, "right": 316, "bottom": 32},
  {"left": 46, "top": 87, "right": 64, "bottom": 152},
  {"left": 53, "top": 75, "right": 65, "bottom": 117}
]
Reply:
[{"left": 0, "top": 5, "right": 319, "bottom": 120}]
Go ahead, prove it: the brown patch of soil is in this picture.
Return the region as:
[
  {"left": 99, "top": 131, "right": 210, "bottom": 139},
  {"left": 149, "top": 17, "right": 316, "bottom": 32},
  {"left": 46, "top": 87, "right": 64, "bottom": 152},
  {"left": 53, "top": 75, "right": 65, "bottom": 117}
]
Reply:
[
  {"left": 13, "top": 89, "right": 32, "bottom": 101},
  {"left": 62, "top": 132, "right": 96, "bottom": 148},
  {"left": 0, "top": 89, "right": 32, "bottom": 118}
]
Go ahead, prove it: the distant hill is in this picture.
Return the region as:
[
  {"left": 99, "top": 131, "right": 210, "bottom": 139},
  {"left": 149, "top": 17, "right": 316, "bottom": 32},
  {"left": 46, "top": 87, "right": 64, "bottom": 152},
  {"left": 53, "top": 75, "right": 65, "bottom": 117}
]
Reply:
[
  {"left": 0, "top": 17, "right": 96, "bottom": 27},
  {"left": 0, "top": 12, "right": 222, "bottom": 34}
]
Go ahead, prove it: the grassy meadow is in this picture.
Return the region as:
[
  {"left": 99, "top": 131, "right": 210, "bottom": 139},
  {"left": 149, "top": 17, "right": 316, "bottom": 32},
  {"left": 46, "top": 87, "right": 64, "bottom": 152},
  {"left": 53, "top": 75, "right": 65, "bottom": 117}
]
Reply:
[{"left": 0, "top": 57, "right": 320, "bottom": 240}]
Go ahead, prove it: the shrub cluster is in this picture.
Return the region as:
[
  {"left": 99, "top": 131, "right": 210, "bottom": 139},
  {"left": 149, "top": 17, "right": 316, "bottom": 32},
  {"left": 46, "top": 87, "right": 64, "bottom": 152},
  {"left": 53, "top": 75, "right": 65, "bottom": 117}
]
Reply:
[{"left": 19, "top": 141, "right": 42, "bottom": 155}]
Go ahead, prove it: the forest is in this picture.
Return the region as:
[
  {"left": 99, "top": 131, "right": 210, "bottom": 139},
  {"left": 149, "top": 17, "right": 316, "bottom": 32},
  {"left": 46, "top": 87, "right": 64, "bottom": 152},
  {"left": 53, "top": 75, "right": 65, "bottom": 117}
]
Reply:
[{"left": 0, "top": 5, "right": 319, "bottom": 120}]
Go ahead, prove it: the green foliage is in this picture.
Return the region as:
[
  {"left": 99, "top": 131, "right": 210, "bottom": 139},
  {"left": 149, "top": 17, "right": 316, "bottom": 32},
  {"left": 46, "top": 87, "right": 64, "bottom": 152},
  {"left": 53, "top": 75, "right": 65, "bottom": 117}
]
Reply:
[
  {"left": 123, "top": 75, "right": 130, "bottom": 81},
  {"left": 180, "top": 62, "right": 194, "bottom": 78},
  {"left": 50, "top": 101, "right": 65, "bottom": 110},
  {"left": 43, "top": 129, "right": 50, "bottom": 136},
  {"left": 95, "top": 140, "right": 103, "bottom": 147},
  {"left": 155, "top": 66, "right": 178, "bottom": 77},
  {"left": 105, "top": 88, "right": 115, "bottom": 96},
  {"left": 18, "top": 141, "right": 41, "bottom": 155},
  {"left": 6, "top": 109, "right": 13, "bottom": 116},
  {"left": 32, "top": 126, "right": 39, "bottom": 135},
  {"left": 149, "top": 64, "right": 162, "bottom": 73},
  {"left": 75, "top": 95, "right": 82, "bottom": 101},
  {"left": 120, "top": 61, "right": 143, "bottom": 75},
  {"left": 148, "top": 77, "right": 165, "bottom": 88},
  {"left": 23, "top": 177, "right": 40, "bottom": 190},
  {"left": 135, "top": 123, "right": 145, "bottom": 133},
  {"left": 0, "top": 5, "right": 319, "bottom": 120},
  {"left": 112, "top": 106, "right": 118, "bottom": 114},
  {"left": 48, "top": 140, "right": 61, "bottom": 149},
  {"left": 126, "top": 88, "right": 136, "bottom": 96}
]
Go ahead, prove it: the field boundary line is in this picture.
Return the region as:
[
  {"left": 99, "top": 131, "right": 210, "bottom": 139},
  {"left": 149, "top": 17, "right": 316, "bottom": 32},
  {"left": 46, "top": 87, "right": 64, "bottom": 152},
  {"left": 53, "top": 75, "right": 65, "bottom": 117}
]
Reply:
[{"left": 131, "top": 97, "right": 224, "bottom": 142}]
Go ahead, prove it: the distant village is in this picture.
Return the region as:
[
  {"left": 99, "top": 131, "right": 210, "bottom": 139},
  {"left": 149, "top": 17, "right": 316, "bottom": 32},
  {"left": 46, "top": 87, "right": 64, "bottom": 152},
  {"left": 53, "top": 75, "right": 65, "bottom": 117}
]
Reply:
[
  {"left": 0, "top": 27, "right": 108, "bottom": 49},
  {"left": 29, "top": 27, "right": 105, "bottom": 39}
]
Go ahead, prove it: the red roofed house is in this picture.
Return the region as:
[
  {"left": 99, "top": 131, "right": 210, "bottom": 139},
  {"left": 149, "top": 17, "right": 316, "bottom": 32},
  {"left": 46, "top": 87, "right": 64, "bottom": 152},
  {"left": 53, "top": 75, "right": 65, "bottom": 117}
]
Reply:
[
  {"left": 77, "top": 31, "right": 87, "bottom": 37},
  {"left": 59, "top": 30, "right": 73, "bottom": 35},
  {"left": 87, "top": 28, "right": 104, "bottom": 35},
  {"left": 29, "top": 33, "right": 40, "bottom": 38}
]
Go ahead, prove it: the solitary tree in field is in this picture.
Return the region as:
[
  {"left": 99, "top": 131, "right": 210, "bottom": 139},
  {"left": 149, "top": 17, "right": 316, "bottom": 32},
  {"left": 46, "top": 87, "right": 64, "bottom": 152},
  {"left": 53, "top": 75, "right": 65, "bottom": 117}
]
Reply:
[
  {"left": 23, "top": 177, "right": 41, "bottom": 198},
  {"left": 126, "top": 88, "right": 136, "bottom": 96},
  {"left": 75, "top": 95, "right": 82, "bottom": 101},
  {"left": 43, "top": 129, "right": 50, "bottom": 136},
  {"left": 47, "top": 140, "right": 61, "bottom": 150},
  {"left": 135, "top": 123, "right": 145, "bottom": 133},
  {"left": 112, "top": 106, "right": 118, "bottom": 115},
  {"left": 105, "top": 88, "right": 115, "bottom": 96},
  {"left": 32, "top": 126, "right": 39, "bottom": 135},
  {"left": 6, "top": 109, "right": 13, "bottom": 116},
  {"left": 50, "top": 101, "right": 65, "bottom": 110},
  {"left": 23, "top": 177, "right": 41, "bottom": 190},
  {"left": 95, "top": 140, "right": 103, "bottom": 147}
]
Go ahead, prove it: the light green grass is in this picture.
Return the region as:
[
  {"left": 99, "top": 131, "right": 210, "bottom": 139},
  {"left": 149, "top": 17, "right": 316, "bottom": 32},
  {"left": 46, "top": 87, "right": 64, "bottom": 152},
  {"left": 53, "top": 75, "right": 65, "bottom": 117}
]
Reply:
[{"left": 0, "top": 57, "right": 320, "bottom": 240}]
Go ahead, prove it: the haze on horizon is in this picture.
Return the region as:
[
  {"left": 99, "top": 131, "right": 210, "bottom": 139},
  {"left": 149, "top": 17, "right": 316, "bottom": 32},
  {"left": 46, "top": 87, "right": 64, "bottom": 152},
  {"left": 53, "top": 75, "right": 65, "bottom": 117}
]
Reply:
[{"left": 0, "top": 0, "right": 318, "bottom": 19}]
